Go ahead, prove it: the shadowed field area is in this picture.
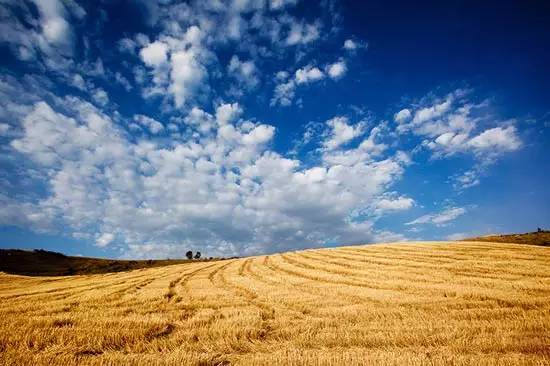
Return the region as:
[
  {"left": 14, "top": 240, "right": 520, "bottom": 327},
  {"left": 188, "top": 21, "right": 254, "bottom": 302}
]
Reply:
[
  {"left": 1, "top": 241, "right": 549, "bottom": 365},
  {"left": 464, "top": 231, "right": 550, "bottom": 247},
  {"left": 0, "top": 249, "right": 214, "bottom": 276}
]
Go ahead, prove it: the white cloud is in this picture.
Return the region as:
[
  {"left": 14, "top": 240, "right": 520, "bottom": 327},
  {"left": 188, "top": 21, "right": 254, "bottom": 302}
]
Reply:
[
  {"left": 372, "top": 196, "right": 414, "bottom": 215},
  {"left": 140, "top": 41, "right": 168, "bottom": 67},
  {"left": 322, "top": 123, "right": 389, "bottom": 166},
  {"left": 8, "top": 97, "right": 409, "bottom": 257},
  {"left": 323, "top": 116, "right": 365, "bottom": 150},
  {"left": 216, "top": 102, "right": 243, "bottom": 125},
  {"left": 134, "top": 114, "right": 164, "bottom": 134},
  {"left": 183, "top": 107, "right": 216, "bottom": 133},
  {"left": 33, "top": 0, "right": 75, "bottom": 51},
  {"left": 169, "top": 48, "right": 207, "bottom": 107},
  {"left": 468, "top": 126, "right": 521, "bottom": 152},
  {"left": 394, "top": 108, "right": 411, "bottom": 123},
  {"left": 96, "top": 233, "right": 115, "bottom": 247},
  {"left": 228, "top": 55, "right": 259, "bottom": 89},
  {"left": 397, "top": 90, "right": 522, "bottom": 164},
  {"left": 0, "top": 0, "right": 80, "bottom": 69},
  {"left": 270, "top": 0, "right": 298, "bottom": 10},
  {"left": 42, "top": 17, "right": 71, "bottom": 46},
  {"left": 343, "top": 39, "right": 367, "bottom": 51},
  {"left": 71, "top": 74, "right": 86, "bottom": 90},
  {"left": 326, "top": 60, "right": 347, "bottom": 80},
  {"left": 295, "top": 65, "right": 325, "bottom": 84},
  {"left": 412, "top": 97, "right": 453, "bottom": 125},
  {"left": 272, "top": 59, "right": 349, "bottom": 106},
  {"left": 452, "top": 169, "right": 481, "bottom": 190},
  {"left": 406, "top": 207, "right": 466, "bottom": 226},
  {"left": 286, "top": 21, "right": 320, "bottom": 45},
  {"left": 92, "top": 88, "right": 109, "bottom": 107},
  {"left": 270, "top": 79, "right": 296, "bottom": 106}
]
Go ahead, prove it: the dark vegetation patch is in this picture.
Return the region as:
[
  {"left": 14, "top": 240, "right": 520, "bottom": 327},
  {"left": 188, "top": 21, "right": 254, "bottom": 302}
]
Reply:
[
  {"left": 51, "top": 318, "right": 74, "bottom": 328},
  {"left": 463, "top": 230, "right": 550, "bottom": 247},
  {"left": 75, "top": 349, "right": 104, "bottom": 357},
  {"left": 0, "top": 249, "right": 222, "bottom": 276},
  {"left": 144, "top": 323, "right": 175, "bottom": 341}
]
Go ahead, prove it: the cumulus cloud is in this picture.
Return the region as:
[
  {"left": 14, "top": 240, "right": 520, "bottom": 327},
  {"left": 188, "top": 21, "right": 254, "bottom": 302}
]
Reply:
[
  {"left": 394, "top": 109, "right": 412, "bottom": 123},
  {"left": 468, "top": 126, "right": 521, "bottom": 152},
  {"left": 169, "top": 48, "right": 207, "bottom": 107},
  {"left": 270, "top": 0, "right": 298, "bottom": 10},
  {"left": 295, "top": 65, "right": 325, "bottom": 84},
  {"left": 7, "top": 95, "right": 410, "bottom": 257},
  {"left": 286, "top": 21, "right": 320, "bottom": 45},
  {"left": 0, "top": 0, "right": 82, "bottom": 68},
  {"left": 326, "top": 60, "right": 347, "bottom": 80},
  {"left": 96, "top": 233, "right": 115, "bottom": 247},
  {"left": 372, "top": 195, "right": 415, "bottom": 215},
  {"left": 406, "top": 207, "right": 466, "bottom": 226},
  {"left": 323, "top": 116, "right": 365, "bottom": 150},
  {"left": 343, "top": 39, "right": 367, "bottom": 51},
  {"left": 396, "top": 90, "right": 522, "bottom": 166},
  {"left": 140, "top": 41, "right": 169, "bottom": 67},
  {"left": 271, "top": 60, "right": 348, "bottom": 106},
  {"left": 452, "top": 169, "right": 481, "bottom": 190},
  {"left": 134, "top": 114, "right": 164, "bottom": 134},
  {"left": 0, "top": 1, "right": 528, "bottom": 259},
  {"left": 92, "top": 88, "right": 109, "bottom": 107},
  {"left": 271, "top": 78, "right": 296, "bottom": 106},
  {"left": 228, "top": 55, "right": 259, "bottom": 90}
]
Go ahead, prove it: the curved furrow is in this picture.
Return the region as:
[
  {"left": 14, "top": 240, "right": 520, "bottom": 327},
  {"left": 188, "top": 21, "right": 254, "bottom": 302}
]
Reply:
[
  {"left": 280, "top": 252, "right": 550, "bottom": 308},
  {"left": 280, "top": 253, "right": 407, "bottom": 291},
  {"left": 297, "top": 250, "right": 546, "bottom": 292},
  {"left": 334, "top": 247, "right": 469, "bottom": 267},
  {"left": 180, "top": 262, "right": 223, "bottom": 289},
  {"left": 236, "top": 256, "right": 341, "bottom": 315},
  {"left": 0, "top": 272, "right": 155, "bottom": 303},
  {"left": 385, "top": 243, "right": 550, "bottom": 261},
  {"left": 334, "top": 247, "right": 550, "bottom": 279},
  {"left": 212, "top": 259, "right": 278, "bottom": 315},
  {"left": 298, "top": 250, "right": 448, "bottom": 282},
  {"left": 252, "top": 255, "right": 366, "bottom": 306}
]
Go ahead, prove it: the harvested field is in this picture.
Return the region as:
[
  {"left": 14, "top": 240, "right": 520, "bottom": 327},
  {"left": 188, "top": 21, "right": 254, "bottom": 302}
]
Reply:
[{"left": 1, "top": 241, "right": 549, "bottom": 365}]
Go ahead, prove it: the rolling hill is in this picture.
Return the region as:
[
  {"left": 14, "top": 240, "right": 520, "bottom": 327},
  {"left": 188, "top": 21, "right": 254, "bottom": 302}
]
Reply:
[
  {"left": 0, "top": 249, "right": 209, "bottom": 276},
  {"left": 1, "top": 241, "right": 549, "bottom": 365},
  {"left": 464, "top": 230, "right": 550, "bottom": 247}
]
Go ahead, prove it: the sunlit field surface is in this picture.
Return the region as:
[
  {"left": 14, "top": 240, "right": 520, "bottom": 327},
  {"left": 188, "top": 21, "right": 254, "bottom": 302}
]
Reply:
[{"left": 1, "top": 242, "right": 549, "bottom": 365}]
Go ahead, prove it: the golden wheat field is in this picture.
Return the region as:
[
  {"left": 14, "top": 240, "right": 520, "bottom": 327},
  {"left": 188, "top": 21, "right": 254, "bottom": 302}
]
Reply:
[{"left": 1, "top": 241, "right": 549, "bottom": 366}]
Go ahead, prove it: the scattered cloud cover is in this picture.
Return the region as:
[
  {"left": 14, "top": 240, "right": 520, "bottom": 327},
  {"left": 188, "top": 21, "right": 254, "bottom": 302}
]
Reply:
[
  {"left": 0, "top": 0, "right": 544, "bottom": 258},
  {"left": 406, "top": 207, "right": 467, "bottom": 226}
]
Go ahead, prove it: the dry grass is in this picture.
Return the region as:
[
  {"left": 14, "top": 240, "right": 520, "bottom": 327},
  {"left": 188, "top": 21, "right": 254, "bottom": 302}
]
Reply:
[
  {"left": 1, "top": 241, "right": 549, "bottom": 365},
  {"left": 464, "top": 231, "right": 550, "bottom": 247}
]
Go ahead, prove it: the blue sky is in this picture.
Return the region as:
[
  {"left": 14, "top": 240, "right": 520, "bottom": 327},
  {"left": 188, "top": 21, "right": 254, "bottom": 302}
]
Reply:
[{"left": 0, "top": 0, "right": 548, "bottom": 259}]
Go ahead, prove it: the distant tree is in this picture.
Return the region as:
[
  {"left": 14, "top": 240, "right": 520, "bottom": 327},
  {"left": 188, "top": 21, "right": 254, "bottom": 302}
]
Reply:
[
  {"left": 186, "top": 251, "right": 193, "bottom": 260},
  {"left": 194, "top": 251, "right": 201, "bottom": 259},
  {"left": 538, "top": 227, "right": 542, "bottom": 233}
]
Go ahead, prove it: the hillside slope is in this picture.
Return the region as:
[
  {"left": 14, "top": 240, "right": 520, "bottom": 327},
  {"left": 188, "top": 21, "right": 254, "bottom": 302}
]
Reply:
[
  {"left": 0, "top": 249, "right": 211, "bottom": 276},
  {"left": 1, "top": 241, "right": 549, "bottom": 365},
  {"left": 464, "top": 230, "right": 550, "bottom": 246}
]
